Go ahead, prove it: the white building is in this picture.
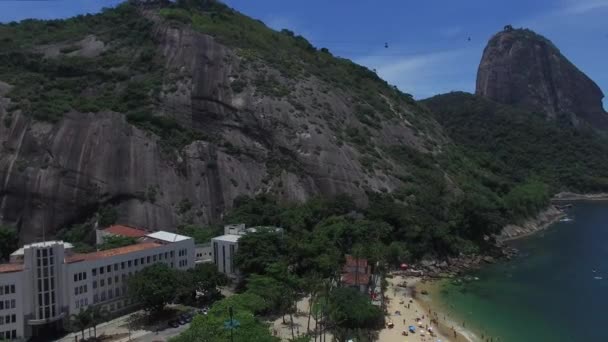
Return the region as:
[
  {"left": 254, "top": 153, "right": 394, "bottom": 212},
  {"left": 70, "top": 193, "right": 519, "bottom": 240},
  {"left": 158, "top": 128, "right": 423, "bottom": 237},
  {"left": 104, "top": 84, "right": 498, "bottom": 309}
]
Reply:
[
  {"left": 211, "top": 224, "right": 283, "bottom": 278},
  {"left": 0, "top": 225, "right": 195, "bottom": 341}
]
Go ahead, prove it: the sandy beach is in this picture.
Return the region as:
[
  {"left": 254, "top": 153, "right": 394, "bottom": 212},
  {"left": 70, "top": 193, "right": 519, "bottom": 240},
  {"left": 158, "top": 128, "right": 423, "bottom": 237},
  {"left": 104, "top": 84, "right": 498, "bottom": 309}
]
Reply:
[{"left": 378, "top": 274, "right": 476, "bottom": 342}]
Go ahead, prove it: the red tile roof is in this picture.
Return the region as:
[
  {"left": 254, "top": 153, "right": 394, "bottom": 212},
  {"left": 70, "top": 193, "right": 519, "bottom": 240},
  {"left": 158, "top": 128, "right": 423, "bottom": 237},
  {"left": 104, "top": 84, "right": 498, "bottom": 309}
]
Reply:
[
  {"left": 345, "top": 255, "right": 368, "bottom": 268},
  {"left": 102, "top": 225, "right": 149, "bottom": 238},
  {"left": 66, "top": 242, "right": 162, "bottom": 263},
  {"left": 0, "top": 263, "right": 24, "bottom": 274},
  {"left": 341, "top": 272, "right": 371, "bottom": 286}
]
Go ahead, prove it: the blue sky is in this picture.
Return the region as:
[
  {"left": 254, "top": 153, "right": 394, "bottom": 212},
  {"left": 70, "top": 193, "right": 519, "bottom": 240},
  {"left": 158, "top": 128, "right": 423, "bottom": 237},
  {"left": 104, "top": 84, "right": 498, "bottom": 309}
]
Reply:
[{"left": 0, "top": 0, "right": 606, "bottom": 107}]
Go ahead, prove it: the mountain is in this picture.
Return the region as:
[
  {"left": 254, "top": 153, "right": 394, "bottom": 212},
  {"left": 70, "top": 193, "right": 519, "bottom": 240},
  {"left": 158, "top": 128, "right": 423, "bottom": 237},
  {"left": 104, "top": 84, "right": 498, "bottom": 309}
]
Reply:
[
  {"left": 423, "top": 92, "right": 608, "bottom": 193},
  {"left": 476, "top": 26, "right": 607, "bottom": 128},
  {"left": 0, "top": 1, "right": 445, "bottom": 242}
]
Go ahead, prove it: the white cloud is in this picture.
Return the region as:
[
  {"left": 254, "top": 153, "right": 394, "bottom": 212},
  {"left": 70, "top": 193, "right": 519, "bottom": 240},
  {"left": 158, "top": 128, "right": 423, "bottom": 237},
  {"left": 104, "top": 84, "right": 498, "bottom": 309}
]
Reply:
[
  {"left": 559, "top": 0, "right": 608, "bottom": 14},
  {"left": 356, "top": 49, "right": 478, "bottom": 99},
  {"left": 438, "top": 26, "right": 463, "bottom": 38}
]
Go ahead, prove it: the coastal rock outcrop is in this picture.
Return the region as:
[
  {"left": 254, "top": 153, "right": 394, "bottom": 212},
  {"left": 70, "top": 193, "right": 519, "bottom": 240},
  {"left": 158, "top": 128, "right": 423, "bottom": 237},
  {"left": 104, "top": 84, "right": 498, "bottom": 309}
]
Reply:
[{"left": 476, "top": 26, "right": 607, "bottom": 128}]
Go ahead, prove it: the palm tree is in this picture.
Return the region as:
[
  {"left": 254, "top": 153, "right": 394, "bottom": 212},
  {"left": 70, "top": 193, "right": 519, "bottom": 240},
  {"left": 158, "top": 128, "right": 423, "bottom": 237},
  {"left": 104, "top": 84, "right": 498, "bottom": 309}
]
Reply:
[
  {"left": 70, "top": 309, "right": 92, "bottom": 340},
  {"left": 89, "top": 306, "right": 109, "bottom": 338}
]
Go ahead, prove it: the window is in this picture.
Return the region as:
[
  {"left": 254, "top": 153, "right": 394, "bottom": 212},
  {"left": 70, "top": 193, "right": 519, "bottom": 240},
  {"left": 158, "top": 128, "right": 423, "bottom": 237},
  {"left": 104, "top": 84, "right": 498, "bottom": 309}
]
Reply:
[
  {"left": 133, "top": 260, "right": 137, "bottom": 266},
  {"left": 108, "top": 291, "right": 113, "bottom": 299},
  {"left": 106, "top": 265, "right": 111, "bottom": 273},
  {"left": 83, "top": 272, "right": 87, "bottom": 280},
  {"left": 140, "top": 258, "right": 144, "bottom": 265},
  {"left": 0, "top": 316, "right": 3, "bottom": 325},
  {"left": 93, "top": 281, "right": 97, "bottom": 289},
  {"left": 115, "top": 288, "right": 120, "bottom": 297},
  {"left": 3, "top": 286, "right": 7, "bottom": 294},
  {"left": 108, "top": 277, "right": 112, "bottom": 285},
  {"left": 114, "top": 264, "right": 118, "bottom": 271},
  {"left": 9, "top": 285, "right": 14, "bottom": 294},
  {"left": 146, "top": 256, "right": 150, "bottom": 263},
  {"left": 93, "top": 294, "right": 99, "bottom": 304},
  {"left": 74, "top": 288, "right": 78, "bottom": 296},
  {"left": 128, "top": 260, "right": 133, "bottom": 267},
  {"left": 114, "top": 276, "right": 118, "bottom": 283},
  {"left": 10, "top": 315, "right": 14, "bottom": 323},
  {"left": 100, "top": 267, "right": 104, "bottom": 275},
  {"left": 11, "top": 330, "right": 15, "bottom": 339},
  {"left": 84, "top": 285, "right": 87, "bottom": 293},
  {"left": 100, "top": 279, "right": 105, "bottom": 287},
  {"left": 121, "top": 262, "right": 125, "bottom": 269},
  {"left": 0, "top": 287, "right": 3, "bottom": 295},
  {"left": 92, "top": 269, "right": 97, "bottom": 276}
]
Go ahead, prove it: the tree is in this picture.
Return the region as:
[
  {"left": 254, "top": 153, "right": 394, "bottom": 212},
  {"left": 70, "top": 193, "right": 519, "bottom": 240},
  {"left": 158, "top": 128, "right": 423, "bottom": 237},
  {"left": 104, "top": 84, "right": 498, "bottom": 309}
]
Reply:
[
  {"left": 235, "top": 229, "right": 286, "bottom": 275},
  {"left": 89, "top": 306, "right": 109, "bottom": 337},
  {"left": 98, "top": 235, "right": 136, "bottom": 251},
  {"left": 70, "top": 309, "right": 92, "bottom": 340},
  {"left": 189, "top": 263, "right": 229, "bottom": 302},
  {"left": 386, "top": 241, "right": 410, "bottom": 268},
  {"left": 0, "top": 226, "right": 18, "bottom": 261},
  {"left": 128, "top": 263, "right": 176, "bottom": 313},
  {"left": 170, "top": 299, "right": 279, "bottom": 342},
  {"left": 327, "top": 288, "right": 384, "bottom": 341}
]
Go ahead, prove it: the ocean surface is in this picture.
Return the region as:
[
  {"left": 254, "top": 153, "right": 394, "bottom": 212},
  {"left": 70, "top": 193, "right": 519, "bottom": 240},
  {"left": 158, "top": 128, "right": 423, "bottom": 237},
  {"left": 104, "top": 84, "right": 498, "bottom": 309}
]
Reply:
[{"left": 435, "top": 201, "right": 608, "bottom": 342}]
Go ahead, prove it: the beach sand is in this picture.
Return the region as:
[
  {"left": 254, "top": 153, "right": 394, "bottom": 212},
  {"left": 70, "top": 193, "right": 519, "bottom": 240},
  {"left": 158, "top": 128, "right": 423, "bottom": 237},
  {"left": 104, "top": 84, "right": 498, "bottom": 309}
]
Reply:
[{"left": 378, "top": 274, "right": 477, "bottom": 342}]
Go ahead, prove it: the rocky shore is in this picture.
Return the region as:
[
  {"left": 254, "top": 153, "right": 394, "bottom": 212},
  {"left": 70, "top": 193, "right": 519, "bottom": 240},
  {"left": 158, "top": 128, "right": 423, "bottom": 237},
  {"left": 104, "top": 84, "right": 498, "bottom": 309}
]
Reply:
[
  {"left": 552, "top": 192, "right": 608, "bottom": 201},
  {"left": 407, "top": 204, "right": 567, "bottom": 279}
]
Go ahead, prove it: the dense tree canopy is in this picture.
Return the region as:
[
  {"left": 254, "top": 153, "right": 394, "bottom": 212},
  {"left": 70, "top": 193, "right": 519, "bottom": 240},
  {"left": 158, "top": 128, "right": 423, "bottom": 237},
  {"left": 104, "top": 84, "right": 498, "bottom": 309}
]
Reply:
[
  {"left": 128, "top": 263, "right": 177, "bottom": 312},
  {"left": 0, "top": 226, "right": 18, "bottom": 261}
]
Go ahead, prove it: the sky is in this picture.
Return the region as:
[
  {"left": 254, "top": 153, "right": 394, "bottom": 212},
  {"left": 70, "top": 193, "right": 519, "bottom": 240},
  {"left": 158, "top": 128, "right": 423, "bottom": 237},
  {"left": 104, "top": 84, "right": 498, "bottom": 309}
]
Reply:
[{"left": 0, "top": 0, "right": 606, "bottom": 107}]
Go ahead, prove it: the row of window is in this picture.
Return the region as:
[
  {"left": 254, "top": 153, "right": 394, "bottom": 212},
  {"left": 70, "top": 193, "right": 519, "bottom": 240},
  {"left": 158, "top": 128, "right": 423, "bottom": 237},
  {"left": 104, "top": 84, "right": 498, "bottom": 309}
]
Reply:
[
  {"left": 74, "top": 284, "right": 88, "bottom": 296},
  {"left": 178, "top": 260, "right": 188, "bottom": 267},
  {"left": 75, "top": 298, "right": 88, "bottom": 309},
  {"left": 178, "top": 249, "right": 187, "bottom": 257},
  {"left": 0, "top": 285, "right": 15, "bottom": 296},
  {"left": 93, "top": 287, "right": 125, "bottom": 304},
  {"left": 36, "top": 248, "right": 53, "bottom": 257},
  {"left": 73, "top": 272, "right": 87, "bottom": 282},
  {"left": 37, "top": 292, "right": 55, "bottom": 308},
  {"left": 0, "top": 315, "right": 16, "bottom": 325},
  {"left": 91, "top": 251, "right": 176, "bottom": 277},
  {"left": 1, "top": 330, "right": 16, "bottom": 340},
  {"left": 0, "top": 300, "right": 15, "bottom": 311}
]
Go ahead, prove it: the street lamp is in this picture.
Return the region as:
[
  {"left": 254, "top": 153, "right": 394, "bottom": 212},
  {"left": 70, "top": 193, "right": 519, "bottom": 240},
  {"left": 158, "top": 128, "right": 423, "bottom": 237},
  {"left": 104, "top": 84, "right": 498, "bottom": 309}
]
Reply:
[{"left": 223, "top": 306, "right": 240, "bottom": 342}]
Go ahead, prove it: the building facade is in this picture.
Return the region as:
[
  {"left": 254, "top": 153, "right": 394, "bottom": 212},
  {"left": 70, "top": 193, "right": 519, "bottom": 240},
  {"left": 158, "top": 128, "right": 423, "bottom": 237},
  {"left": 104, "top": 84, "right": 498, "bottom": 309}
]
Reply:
[
  {"left": 211, "top": 224, "right": 283, "bottom": 278},
  {"left": 0, "top": 228, "right": 195, "bottom": 341}
]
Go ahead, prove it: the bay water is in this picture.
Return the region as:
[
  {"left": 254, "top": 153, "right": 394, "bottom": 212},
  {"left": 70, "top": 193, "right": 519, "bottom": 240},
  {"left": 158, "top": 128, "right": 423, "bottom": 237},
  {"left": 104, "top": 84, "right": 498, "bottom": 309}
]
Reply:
[{"left": 436, "top": 201, "right": 608, "bottom": 341}]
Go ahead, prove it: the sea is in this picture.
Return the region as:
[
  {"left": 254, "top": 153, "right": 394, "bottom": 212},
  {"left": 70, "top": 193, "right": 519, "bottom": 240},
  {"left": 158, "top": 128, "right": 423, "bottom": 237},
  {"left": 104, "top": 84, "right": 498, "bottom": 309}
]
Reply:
[{"left": 433, "top": 201, "right": 608, "bottom": 342}]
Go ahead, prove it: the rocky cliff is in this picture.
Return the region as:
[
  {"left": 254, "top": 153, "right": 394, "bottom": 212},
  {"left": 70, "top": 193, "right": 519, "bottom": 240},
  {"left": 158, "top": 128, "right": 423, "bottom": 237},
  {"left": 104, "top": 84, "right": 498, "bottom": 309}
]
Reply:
[
  {"left": 476, "top": 26, "right": 607, "bottom": 128},
  {"left": 0, "top": 3, "right": 444, "bottom": 242}
]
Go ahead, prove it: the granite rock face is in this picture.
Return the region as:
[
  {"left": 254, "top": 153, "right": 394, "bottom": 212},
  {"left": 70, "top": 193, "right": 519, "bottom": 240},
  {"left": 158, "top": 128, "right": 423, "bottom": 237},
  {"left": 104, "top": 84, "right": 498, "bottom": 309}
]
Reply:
[
  {"left": 476, "top": 27, "right": 607, "bottom": 128},
  {"left": 0, "top": 10, "right": 444, "bottom": 242}
]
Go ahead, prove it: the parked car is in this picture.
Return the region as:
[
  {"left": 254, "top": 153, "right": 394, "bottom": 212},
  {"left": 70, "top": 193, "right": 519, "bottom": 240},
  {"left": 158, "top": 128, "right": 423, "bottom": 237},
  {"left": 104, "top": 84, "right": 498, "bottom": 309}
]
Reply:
[{"left": 168, "top": 320, "right": 179, "bottom": 328}]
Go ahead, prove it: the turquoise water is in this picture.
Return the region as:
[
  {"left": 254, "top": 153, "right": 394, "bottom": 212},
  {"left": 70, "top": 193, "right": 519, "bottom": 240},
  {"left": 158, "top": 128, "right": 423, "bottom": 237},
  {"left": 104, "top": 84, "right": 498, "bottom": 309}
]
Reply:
[{"left": 438, "top": 201, "right": 608, "bottom": 342}]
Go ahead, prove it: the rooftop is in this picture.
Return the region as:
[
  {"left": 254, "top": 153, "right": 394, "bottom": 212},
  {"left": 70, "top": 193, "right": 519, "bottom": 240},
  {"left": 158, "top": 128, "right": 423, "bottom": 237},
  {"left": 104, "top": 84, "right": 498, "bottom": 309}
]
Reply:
[
  {"left": 0, "top": 263, "right": 24, "bottom": 274},
  {"left": 212, "top": 234, "right": 242, "bottom": 243},
  {"left": 11, "top": 241, "right": 74, "bottom": 257},
  {"left": 103, "top": 225, "right": 149, "bottom": 238},
  {"left": 345, "top": 255, "right": 368, "bottom": 268},
  {"left": 146, "top": 231, "right": 190, "bottom": 243},
  {"left": 66, "top": 242, "right": 162, "bottom": 263},
  {"left": 341, "top": 272, "right": 371, "bottom": 286}
]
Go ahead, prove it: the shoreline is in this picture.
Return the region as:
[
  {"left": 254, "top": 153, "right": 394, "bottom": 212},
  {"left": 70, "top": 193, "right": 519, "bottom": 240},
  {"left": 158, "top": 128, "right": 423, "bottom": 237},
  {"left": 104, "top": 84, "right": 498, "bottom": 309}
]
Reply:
[
  {"left": 552, "top": 192, "right": 608, "bottom": 201},
  {"left": 380, "top": 274, "right": 477, "bottom": 342},
  {"left": 412, "top": 279, "right": 477, "bottom": 342},
  {"left": 497, "top": 205, "right": 565, "bottom": 243}
]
